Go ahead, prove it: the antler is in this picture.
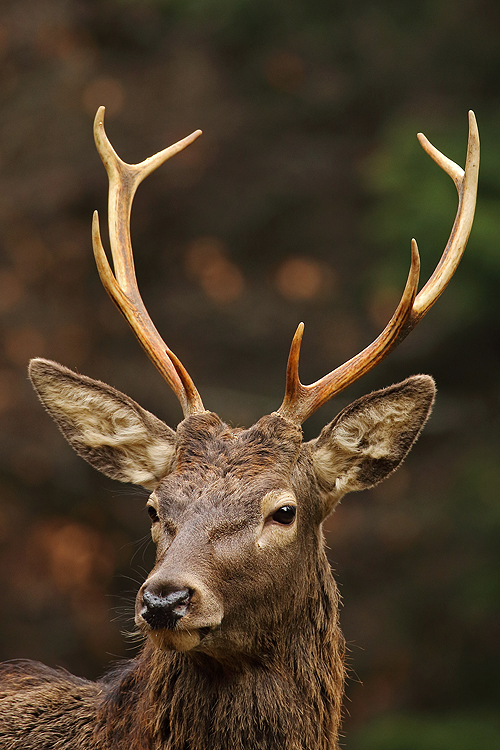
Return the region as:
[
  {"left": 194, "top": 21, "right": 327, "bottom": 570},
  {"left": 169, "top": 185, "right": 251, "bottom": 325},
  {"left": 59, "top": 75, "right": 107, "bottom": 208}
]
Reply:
[
  {"left": 92, "top": 106, "right": 205, "bottom": 418},
  {"left": 278, "top": 111, "right": 480, "bottom": 425}
]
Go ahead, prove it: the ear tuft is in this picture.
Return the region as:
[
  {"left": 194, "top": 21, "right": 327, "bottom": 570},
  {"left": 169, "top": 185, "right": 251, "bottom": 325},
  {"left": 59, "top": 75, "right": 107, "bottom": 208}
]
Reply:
[
  {"left": 29, "top": 358, "right": 177, "bottom": 489},
  {"left": 309, "top": 375, "right": 435, "bottom": 515}
]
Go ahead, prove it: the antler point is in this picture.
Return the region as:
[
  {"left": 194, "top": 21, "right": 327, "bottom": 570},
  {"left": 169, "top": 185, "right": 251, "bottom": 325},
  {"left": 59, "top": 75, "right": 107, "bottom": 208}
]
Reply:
[{"left": 94, "top": 106, "right": 105, "bottom": 128}]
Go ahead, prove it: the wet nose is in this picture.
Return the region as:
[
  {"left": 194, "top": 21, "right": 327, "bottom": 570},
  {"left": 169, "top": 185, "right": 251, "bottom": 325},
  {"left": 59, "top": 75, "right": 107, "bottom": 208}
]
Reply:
[{"left": 140, "top": 585, "right": 193, "bottom": 630}]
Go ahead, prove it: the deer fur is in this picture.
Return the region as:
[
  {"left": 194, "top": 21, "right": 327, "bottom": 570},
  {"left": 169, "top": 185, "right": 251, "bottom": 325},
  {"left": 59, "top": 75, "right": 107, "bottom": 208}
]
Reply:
[{"left": 0, "top": 359, "right": 435, "bottom": 750}]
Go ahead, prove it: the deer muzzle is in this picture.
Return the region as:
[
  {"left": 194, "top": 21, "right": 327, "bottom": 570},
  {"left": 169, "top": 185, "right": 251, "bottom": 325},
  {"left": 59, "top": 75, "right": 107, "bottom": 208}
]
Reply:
[
  {"left": 136, "top": 574, "right": 224, "bottom": 652},
  {"left": 141, "top": 586, "right": 193, "bottom": 630}
]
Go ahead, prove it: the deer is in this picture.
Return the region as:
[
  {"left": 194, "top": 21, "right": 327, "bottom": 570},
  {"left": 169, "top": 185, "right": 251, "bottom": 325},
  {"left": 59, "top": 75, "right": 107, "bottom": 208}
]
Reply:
[{"left": 0, "top": 108, "right": 479, "bottom": 750}]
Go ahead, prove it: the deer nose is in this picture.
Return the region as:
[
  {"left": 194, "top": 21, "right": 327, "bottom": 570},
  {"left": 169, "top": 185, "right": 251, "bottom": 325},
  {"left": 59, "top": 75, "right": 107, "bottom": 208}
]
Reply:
[{"left": 140, "top": 586, "right": 193, "bottom": 630}]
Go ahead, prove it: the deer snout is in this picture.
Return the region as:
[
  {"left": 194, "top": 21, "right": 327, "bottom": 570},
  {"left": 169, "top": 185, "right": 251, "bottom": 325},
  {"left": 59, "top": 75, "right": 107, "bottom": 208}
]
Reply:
[
  {"left": 136, "top": 573, "right": 224, "bottom": 652},
  {"left": 140, "top": 585, "right": 193, "bottom": 630}
]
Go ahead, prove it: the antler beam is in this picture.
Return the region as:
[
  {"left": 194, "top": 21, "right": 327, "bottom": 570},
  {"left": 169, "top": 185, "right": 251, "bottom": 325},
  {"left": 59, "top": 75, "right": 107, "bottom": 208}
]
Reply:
[
  {"left": 278, "top": 111, "right": 480, "bottom": 425},
  {"left": 92, "top": 106, "right": 205, "bottom": 418}
]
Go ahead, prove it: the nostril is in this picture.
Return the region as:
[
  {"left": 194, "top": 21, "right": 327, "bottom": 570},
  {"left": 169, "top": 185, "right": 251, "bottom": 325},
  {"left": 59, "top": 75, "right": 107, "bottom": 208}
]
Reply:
[
  {"left": 141, "top": 586, "right": 192, "bottom": 630},
  {"left": 165, "top": 588, "right": 192, "bottom": 611}
]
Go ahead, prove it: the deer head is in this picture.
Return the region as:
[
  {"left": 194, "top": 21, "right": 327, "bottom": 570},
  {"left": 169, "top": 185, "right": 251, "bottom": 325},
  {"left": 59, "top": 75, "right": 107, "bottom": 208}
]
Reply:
[{"left": 28, "top": 109, "right": 479, "bottom": 662}]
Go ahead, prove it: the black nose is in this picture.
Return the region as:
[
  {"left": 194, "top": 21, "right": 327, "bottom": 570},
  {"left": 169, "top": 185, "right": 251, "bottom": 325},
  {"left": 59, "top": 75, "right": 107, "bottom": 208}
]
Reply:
[{"left": 141, "top": 586, "right": 192, "bottom": 630}]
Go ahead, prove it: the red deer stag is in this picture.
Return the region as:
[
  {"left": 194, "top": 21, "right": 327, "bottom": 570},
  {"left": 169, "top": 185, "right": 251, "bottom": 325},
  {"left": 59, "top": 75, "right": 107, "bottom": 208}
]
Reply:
[{"left": 0, "top": 109, "right": 479, "bottom": 750}]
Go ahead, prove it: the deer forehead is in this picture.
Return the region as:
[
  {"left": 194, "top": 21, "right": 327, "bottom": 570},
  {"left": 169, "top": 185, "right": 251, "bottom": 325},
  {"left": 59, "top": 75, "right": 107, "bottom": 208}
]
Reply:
[
  {"left": 148, "top": 414, "right": 305, "bottom": 529},
  {"left": 171, "top": 411, "right": 303, "bottom": 481}
]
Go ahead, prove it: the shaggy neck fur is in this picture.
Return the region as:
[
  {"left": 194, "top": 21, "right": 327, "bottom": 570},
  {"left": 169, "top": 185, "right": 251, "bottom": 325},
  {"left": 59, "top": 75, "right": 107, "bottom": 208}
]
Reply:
[{"left": 97, "top": 548, "right": 345, "bottom": 750}]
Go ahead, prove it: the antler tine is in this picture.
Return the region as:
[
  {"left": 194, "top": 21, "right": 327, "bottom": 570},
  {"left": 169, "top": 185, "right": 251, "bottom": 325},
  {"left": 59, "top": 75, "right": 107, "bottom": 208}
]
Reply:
[
  {"left": 277, "top": 111, "right": 479, "bottom": 425},
  {"left": 92, "top": 106, "right": 205, "bottom": 418},
  {"left": 411, "top": 110, "right": 479, "bottom": 323}
]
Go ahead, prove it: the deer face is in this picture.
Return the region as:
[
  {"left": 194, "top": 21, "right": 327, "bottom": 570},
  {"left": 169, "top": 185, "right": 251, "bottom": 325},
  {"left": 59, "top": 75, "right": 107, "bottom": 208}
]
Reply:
[
  {"left": 29, "top": 359, "right": 435, "bottom": 657},
  {"left": 136, "top": 413, "right": 305, "bottom": 653}
]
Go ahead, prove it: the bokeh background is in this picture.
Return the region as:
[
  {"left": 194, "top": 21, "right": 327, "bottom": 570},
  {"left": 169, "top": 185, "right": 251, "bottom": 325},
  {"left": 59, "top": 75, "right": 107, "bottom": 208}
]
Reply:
[{"left": 0, "top": 1, "right": 499, "bottom": 747}]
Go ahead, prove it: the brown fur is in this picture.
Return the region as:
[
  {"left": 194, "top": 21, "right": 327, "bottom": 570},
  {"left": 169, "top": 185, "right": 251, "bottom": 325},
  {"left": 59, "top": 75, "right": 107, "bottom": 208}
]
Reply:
[{"left": 0, "top": 362, "right": 436, "bottom": 749}]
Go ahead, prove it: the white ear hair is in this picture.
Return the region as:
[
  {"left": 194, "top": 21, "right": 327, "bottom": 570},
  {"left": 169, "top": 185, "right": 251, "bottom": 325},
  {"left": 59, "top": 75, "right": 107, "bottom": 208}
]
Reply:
[
  {"left": 309, "top": 375, "right": 435, "bottom": 516},
  {"left": 29, "top": 359, "right": 177, "bottom": 489}
]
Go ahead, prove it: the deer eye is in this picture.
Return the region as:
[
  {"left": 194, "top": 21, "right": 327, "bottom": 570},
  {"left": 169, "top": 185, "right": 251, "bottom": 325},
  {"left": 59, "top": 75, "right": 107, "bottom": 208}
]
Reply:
[
  {"left": 271, "top": 505, "right": 296, "bottom": 525},
  {"left": 147, "top": 504, "right": 159, "bottom": 523}
]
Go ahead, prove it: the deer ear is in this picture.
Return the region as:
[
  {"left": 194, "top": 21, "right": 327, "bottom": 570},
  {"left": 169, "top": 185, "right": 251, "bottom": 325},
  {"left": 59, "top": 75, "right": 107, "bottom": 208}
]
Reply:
[
  {"left": 29, "top": 358, "right": 177, "bottom": 489},
  {"left": 308, "top": 375, "right": 435, "bottom": 517}
]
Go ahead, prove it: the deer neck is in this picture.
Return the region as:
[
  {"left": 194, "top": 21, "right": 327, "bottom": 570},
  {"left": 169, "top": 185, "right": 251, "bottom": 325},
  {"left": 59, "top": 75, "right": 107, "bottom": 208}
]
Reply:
[{"left": 98, "top": 547, "right": 344, "bottom": 750}]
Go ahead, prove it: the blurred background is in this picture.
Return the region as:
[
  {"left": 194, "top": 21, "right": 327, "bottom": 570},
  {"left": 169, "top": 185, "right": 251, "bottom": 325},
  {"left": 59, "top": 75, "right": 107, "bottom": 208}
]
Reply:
[{"left": 0, "top": 0, "right": 499, "bottom": 747}]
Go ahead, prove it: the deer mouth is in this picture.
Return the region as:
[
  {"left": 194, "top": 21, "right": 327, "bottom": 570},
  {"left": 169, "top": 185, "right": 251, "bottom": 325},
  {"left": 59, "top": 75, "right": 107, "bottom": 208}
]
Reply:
[{"left": 146, "top": 624, "right": 216, "bottom": 652}]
